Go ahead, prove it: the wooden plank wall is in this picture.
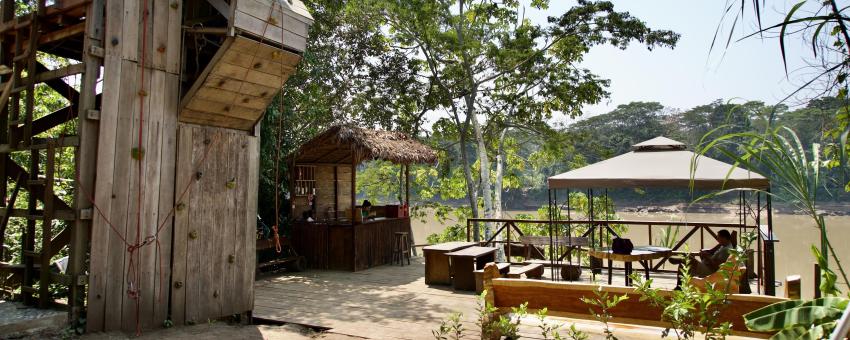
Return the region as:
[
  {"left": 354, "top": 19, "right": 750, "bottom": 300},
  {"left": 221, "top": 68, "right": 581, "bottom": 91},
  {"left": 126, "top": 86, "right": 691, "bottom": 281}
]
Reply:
[
  {"left": 171, "top": 124, "right": 258, "bottom": 325},
  {"left": 86, "top": 0, "right": 182, "bottom": 332},
  {"left": 232, "top": 0, "right": 311, "bottom": 52}
]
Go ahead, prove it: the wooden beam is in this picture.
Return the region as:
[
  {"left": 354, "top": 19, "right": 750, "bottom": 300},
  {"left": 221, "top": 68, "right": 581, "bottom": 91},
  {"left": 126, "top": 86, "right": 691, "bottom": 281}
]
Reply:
[
  {"left": 4, "top": 158, "right": 72, "bottom": 212},
  {"left": 205, "top": 0, "right": 231, "bottom": 19},
  {"left": 37, "top": 22, "right": 85, "bottom": 45},
  {"left": 36, "top": 62, "right": 79, "bottom": 102},
  {"left": 24, "top": 63, "right": 85, "bottom": 84},
  {"left": 70, "top": 0, "right": 102, "bottom": 324}
]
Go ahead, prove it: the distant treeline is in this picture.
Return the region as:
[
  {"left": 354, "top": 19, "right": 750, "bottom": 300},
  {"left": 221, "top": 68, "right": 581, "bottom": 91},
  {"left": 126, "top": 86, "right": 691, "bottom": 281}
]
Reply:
[{"left": 477, "top": 98, "right": 847, "bottom": 209}]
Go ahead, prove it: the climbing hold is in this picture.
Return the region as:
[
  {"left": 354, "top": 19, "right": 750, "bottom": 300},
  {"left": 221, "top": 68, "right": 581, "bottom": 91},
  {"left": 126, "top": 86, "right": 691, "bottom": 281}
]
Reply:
[
  {"left": 268, "top": 17, "right": 277, "bottom": 26},
  {"left": 176, "top": 202, "right": 186, "bottom": 211},
  {"left": 228, "top": 254, "right": 235, "bottom": 263},
  {"left": 111, "top": 37, "right": 119, "bottom": 46},
  {"left": 131, "top": 147, "right": 145, "bottom": 160},
  {"left": 226, "top": 178, "right": 236, "bottom": 189},
  {"left": 138, "top": 89, "right": 147, "bottom": 97},
  {"left": 195, "top": 171, "right": 203, "bottom": 180},
  {"left": 157, "top": 45, "right": 166, "bottom": 53},
  {"left": 170, "top": 1, "right": 179, "bottom": 9},
  {"left": 173, "top": 281, "right": 183, "bottom": 289},
  {"left": 189, "top": 230, "right": 198, "bottom": 239}
]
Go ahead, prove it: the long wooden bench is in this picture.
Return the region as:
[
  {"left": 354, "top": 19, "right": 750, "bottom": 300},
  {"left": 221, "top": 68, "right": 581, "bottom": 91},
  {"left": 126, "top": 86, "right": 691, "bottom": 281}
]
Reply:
[
  {"left": 506, "top": 263, "right": 544, "bottom": 279},
  {"left": 480, "top": 264, "right": 784, "bottom": 338}
]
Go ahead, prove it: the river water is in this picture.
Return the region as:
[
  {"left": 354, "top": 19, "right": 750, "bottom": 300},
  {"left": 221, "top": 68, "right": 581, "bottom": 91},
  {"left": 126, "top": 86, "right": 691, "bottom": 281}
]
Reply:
[{"left": 411, "top": 210, "right": 850, "bottom": 299}]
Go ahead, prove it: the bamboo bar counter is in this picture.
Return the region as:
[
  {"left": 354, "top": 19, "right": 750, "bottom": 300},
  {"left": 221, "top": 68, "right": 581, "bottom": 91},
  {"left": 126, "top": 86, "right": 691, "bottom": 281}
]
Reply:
[{"left": 288, "top": 125, "right": 437, "bottom": 271}]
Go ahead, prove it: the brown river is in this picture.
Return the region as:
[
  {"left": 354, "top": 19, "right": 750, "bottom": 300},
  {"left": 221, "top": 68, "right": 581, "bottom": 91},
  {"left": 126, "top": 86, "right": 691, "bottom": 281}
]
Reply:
[{"left": 411, "top": 210, "right": 850, "bottom": 299}]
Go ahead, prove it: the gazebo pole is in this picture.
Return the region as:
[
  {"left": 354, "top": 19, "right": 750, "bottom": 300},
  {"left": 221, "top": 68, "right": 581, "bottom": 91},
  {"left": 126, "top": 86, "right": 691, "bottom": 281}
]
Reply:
[
  {"left": 548, "top": 188, "right": 555, "bottom": 281},
  {"left": 765, "top": 188, "right": 776, "bottom": 296}
]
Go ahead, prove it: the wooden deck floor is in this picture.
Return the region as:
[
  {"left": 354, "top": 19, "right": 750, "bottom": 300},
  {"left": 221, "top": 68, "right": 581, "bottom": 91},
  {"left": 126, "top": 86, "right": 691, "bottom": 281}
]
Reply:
[{"left": 253, "top": 258, "right": 760, "bottom": 339}]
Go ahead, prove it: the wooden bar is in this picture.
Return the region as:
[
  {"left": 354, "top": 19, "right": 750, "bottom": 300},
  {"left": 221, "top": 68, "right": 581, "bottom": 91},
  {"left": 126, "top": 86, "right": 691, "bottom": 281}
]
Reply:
[{"left": 293, "top": 217, "right": 413, "bottom": 271}]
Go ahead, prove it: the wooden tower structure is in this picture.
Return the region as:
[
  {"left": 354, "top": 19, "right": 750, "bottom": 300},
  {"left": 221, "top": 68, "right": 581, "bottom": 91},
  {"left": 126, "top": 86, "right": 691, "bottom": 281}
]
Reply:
[{"left": 0, "top": 0, "right": 312, "bottom": 333}]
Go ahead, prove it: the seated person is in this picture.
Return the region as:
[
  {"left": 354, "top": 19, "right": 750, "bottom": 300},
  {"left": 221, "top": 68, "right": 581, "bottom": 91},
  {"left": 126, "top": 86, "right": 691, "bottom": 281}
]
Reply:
[
  {"left": 672, "top": 229, "right": 735, "bottom": 286},
  {"left": 361, "top": 199, "right": 373, "bottom": 220}
]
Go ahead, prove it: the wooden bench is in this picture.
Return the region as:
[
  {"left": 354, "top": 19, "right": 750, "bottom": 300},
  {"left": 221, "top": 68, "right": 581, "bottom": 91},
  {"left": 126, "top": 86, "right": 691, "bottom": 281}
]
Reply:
[
  {"left": 506, "top": 263, "right": 544, "bottom": 279},
  {"left": 473, "top": 263, "right": 510, "bottom": 293},
  {"left": 479, "top": 264, "right": 785, "bottom": 337},
  {"left": 519, "top": 235, "right": 588, "bottom": 264}
]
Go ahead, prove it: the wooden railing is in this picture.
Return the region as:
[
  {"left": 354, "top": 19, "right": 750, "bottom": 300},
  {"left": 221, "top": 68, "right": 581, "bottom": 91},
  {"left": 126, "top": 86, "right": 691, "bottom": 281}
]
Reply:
[{"left": 466, "top": 217, "right": 778, "bottom": 295}]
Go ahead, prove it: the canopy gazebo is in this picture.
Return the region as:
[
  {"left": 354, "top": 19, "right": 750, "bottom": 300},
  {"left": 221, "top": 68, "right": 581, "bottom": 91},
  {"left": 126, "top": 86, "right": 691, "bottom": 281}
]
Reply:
[
  {"left": 288, "top": 125, "right": 437, "bottom": 271},
  {"left": 546, "top": 136, "right": 777, "bottom": 295}
]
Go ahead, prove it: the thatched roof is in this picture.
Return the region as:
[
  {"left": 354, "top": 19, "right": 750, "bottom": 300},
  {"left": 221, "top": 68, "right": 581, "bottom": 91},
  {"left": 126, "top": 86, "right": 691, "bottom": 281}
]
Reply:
[{"left": 292, "top": 125, "right": 438, "bottom": 165}]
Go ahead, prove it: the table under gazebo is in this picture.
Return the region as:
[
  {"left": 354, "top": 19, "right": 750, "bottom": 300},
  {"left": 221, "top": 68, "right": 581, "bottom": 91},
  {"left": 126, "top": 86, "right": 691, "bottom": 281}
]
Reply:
[
  {"left": 288, "top": 125, "right": 437, "bottom": 271},
  {"left": 544, "top": 136, "right": 777, "bottom": 294}
]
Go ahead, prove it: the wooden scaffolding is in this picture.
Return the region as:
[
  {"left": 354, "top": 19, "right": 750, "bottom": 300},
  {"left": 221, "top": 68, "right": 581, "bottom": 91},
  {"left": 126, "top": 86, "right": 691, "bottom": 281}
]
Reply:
[
  {"left": 0, "top": 0, "right": 312, "bottom": 333},
  {"left": 0, "top": 0, "right": 101, "bottom": 321}
]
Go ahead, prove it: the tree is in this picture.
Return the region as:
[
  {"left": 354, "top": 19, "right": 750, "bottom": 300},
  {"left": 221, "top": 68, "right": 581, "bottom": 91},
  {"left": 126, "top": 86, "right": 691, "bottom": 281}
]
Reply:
[{"left": 372, "top": 0, "right": 678, "bottom": 240}]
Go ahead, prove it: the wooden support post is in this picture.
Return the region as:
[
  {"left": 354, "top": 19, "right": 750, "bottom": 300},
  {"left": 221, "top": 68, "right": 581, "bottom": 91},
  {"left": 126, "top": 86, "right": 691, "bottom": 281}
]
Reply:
[
  {"left": 350, "top": 156, "right": 356, "bottom": 221},
  {"left": 38, "top": 142, "right": 55, "bottom": 308},
  {"left": 69, "top": 0, "right": 104, "bottom": 323},
  {"left": 22, "top": 145, "right": 39, "bottom": 305},
  {"left": 333, "top": 165, "right": 338, "bottom": 219}
]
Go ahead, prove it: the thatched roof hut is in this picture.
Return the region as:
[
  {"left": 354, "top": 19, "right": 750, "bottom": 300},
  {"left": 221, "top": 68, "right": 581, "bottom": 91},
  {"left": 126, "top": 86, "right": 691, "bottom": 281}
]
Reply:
[{"left": 292, "top": 125, "right": 437, "bottom": 165}]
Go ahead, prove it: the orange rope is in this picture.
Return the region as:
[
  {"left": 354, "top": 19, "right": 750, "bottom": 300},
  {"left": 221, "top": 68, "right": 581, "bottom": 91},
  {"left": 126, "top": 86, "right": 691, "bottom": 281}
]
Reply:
[{"left": 272, "top": 225, "right": 282, "bottom": 253}]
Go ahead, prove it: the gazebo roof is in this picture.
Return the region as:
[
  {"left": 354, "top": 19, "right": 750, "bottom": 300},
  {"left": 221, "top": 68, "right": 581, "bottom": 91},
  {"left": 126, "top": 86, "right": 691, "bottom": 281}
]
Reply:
[
  {"left": 292, "top": 125, "right": 438, "bottom": 165},
  {"left": 548, "top": 137, "right": 769, "bottom": 190}
]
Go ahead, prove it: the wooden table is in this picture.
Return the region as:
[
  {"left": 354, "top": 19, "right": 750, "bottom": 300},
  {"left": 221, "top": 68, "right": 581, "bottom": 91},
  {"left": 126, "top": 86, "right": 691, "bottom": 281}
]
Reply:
[
  {"left": 446, "top": 246, "right": 497, "bottom": 291},
  {"left": 423, "top": 242, "right": 476, "bottom": 285},
  {"left": 588, "top": 246, "right": 672, "bottom": 286}
]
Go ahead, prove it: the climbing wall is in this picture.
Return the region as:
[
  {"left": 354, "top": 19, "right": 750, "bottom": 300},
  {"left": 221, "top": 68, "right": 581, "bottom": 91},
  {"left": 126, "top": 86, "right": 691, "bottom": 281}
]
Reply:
[
  {"left": 86, "top": 0, "right": 183, "bottom": 332},
  {"left": 170, "top": 124, "right": 259, "bottom": 325},
  {"left": 85, "top": 0, "right": 311, "bottom": 332}
]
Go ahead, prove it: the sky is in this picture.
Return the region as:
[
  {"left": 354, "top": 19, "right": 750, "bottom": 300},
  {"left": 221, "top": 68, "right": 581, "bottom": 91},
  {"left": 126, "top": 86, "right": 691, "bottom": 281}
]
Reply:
[{"left": 522, "top": 0, "right": 817, "bottom": 122}]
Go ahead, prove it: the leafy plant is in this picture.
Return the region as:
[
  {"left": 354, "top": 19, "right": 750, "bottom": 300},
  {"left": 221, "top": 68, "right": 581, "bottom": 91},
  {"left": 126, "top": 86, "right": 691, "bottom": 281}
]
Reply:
[
  {"left": 496, "top": 302, "right": 528, "bottom": 339},
  {"left": 743, "top": 297, "right": 848, "bottom": 339},
  {"left": 694, "top": 127, "right": 849, "bottom": 292},
  {"left": 476, "top": 290, "right": 501, "bottom": 340},
  {"left": 580, "top": 286, "right": 628, "bottom": 340},
  {"left": 536, "top": 308, "right": 589, "bottom": 340},
  {"left": 656, "top": 226, "right": 681, "bottom": 249},
  {"left": 432, "top": 312, "right": 464, "bottom": 340}
]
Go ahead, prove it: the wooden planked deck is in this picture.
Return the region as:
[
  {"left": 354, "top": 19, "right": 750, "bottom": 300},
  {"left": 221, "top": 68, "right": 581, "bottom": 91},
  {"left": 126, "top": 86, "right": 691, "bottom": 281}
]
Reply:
[{"left": 253, "top": 258, "right": 763, "bottom": 339}]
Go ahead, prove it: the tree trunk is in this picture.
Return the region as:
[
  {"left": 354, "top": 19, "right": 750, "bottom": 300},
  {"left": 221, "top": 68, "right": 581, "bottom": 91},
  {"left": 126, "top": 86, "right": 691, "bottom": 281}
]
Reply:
[
  {"left": 493, "top": 128, "right": 508, "bottom": 220},
  {"left": 458, "top": 125, "right": 481, "bottom": 241},
  {"left": 471, "top": 115, "right": 493, "bottom": 240}
]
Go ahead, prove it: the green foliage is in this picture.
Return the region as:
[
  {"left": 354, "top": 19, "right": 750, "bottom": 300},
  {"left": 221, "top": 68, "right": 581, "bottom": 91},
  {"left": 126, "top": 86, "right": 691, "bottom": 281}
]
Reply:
[
  {"left": 656, "top": 226, "right": 681, "bottom": 249},
  {"left": 631, "top": 233, "right": 757, "bottom": 339},
  {"left": 694, "top": 127, "right": 850, "bottom": 290},
  {"left": 580, "top": 287, "right": 628, "bottom": 340},
  {"left": 432, "top": 312, "right": 463, "bottom": 340},
  {"left": 743, "top": 297, "right": 848, "bottom": 339}
]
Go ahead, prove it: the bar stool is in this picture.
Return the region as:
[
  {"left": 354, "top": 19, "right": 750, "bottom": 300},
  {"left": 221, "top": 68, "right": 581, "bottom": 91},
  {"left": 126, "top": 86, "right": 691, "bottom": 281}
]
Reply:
[{"left": 393, "top": 232, "right": 411, "bottom": 266}]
